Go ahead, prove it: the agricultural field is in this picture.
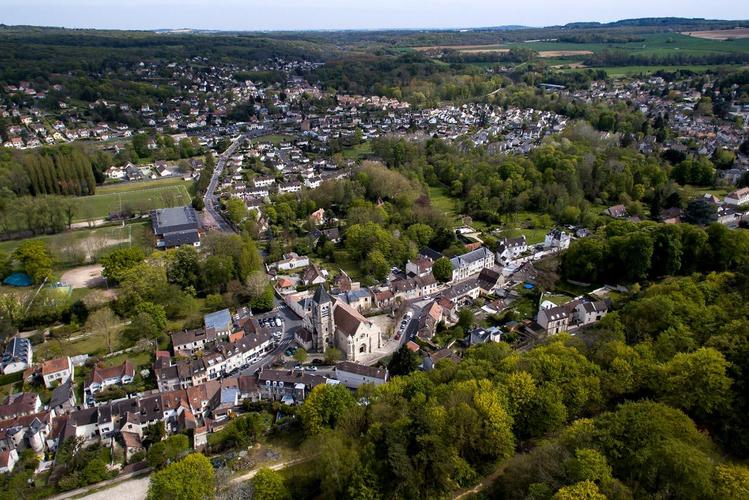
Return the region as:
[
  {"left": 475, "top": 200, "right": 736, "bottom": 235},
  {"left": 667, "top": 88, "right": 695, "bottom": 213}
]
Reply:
[
  {"left": 507, "top": 32, "right": 749, "bottom": 57},
  {"left": 682, "top": 28, "right": 749, "bottom": 40},
  {"left": 74, "top": 181, "right": 193, "bottom": 221}
]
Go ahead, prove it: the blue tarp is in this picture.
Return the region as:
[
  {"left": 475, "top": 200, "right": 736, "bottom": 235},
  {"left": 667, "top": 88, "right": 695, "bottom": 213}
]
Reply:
[
  {"left": 3, "top": 272, "right": 32, "bottom": 287},
  {"left": 523, "top": 283, "right": 535, "bottom": 289}
]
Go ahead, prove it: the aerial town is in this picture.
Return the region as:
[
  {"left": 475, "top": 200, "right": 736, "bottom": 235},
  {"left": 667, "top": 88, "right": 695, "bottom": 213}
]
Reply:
[{"left": 0, "top": 11, "right": 748, "bottom": 500}]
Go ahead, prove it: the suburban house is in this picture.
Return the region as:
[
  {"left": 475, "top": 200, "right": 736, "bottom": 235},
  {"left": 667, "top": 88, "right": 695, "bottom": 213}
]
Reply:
[
  {"left": 151, "top": 206, "right": 201, "bottom": 249},
  {"left": 49, "top": 380, "right": 77, "bottom": 415},
  {"left": 2, "top": 337, "right": 32, "bottom": 375},
  {"left": 450, "top": 247, "right": 495, "bottom": 282},
  {"left": 725, "top": 187, "right": 749, "bottom": 206},
  {"left": 0, "top": 393, "right": 42, "bottom": 420},
  {"left": 544, "top": 229, "right": 571, "bottom": 251},
  {"left": 302, "top": 264, "right": 327, "bottom": 286},
  {"left": 84, "top": 360, "right": 135, "bottom": 405},
  {"left": 537, "top": 305, "right": 570, "bottom": 334},
  {"left": 573, "top": 300, "right": 608, "bottom": 327},
  {"left": 605, "top": 204, "right": 628, "bottom": 218},
  {"left": 496, "top": 236, "right": 527, "bottom": 265},
  {"left": 334, "top": 362, "right": 388, "bottom": 389},
  {"left": 406, "top": 256, "right": 434, "bottom": 278},
  {"left": 41, "top": 357, "right": 74, "bottom": 389},
  {"left": 272, "top": 253, "right": 310, "bottom": 271},
  {"left": 0, "top": 449, "right": 19, "bottom": 474}
]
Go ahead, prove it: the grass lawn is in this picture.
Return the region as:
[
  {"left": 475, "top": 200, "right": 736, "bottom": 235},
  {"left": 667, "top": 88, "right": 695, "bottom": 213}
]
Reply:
[
  {"left": 253, "top": 134, "right": 294, "bottom": 145},
  {"left": 682, "top": 185, "right": 732, "bottom": 199},
  {"left": 104, "top": 350, "right": 152, "bottom": 370},
  {"left": 74, "top": 184, "right": 192, "bottom": 221},
  {"left": 341, "top": 141, "right": 373, "bottom": 160},
  {"left": 35, "top": 324, "right": 127, "bottom": 361}
]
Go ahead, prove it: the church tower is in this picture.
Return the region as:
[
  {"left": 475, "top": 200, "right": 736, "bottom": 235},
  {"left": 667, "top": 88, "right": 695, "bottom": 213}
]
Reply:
[{"left": 310, "top": 284, "right": 334, "bottom": 352}]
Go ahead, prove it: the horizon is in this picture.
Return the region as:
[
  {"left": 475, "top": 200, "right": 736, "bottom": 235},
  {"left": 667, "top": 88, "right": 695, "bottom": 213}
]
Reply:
[{"left": 3, "top": 0, "right": 749, "bottom": 32}]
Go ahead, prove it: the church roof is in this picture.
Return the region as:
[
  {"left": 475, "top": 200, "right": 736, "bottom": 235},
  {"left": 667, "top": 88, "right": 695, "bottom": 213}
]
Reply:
[
  {"left": 312, "top": 284, "right": 331, "bottom": 304},
  {"left": 333, "top": 301, "right": 369, "bottom": 338}
]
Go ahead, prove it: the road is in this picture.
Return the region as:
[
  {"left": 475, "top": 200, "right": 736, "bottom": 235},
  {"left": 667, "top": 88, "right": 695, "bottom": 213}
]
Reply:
[
  {"left": 239, "top": 303, "right": 303, "bottom": 375},
  {"left": 203, "top": 133, "right": 245, "bottom": 232},
  {"left": 203, "top": 127, "right": 273, "bottom": 233}
]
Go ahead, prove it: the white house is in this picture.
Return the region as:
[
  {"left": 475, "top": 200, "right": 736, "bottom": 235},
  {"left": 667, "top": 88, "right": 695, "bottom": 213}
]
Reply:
[
  {"left": 0, "top": 449, "right": 19, "bottom": 474},
  {"left": 725, "top": 187, "right": 749, "bottom": 207},
  {"left": 2, "top": 337, "right": 32, "bottom": 375},
  {"left": 41, "top": 357, "right": 74, "bottom": 389},
  {"left": 450, "top": 247, "right": 494, "bottom": 282},
  {"left": 496, "top": 236, "right": 527, "bottom": 264},
  {"left": 537, "top": 305, "right": 569, "bottom": 334},
  {"left": 273, "top": 253, "right": 310, "bottom": 272},
  {"left": 544, "top": 229, "right": 571, "bottom": 251}
]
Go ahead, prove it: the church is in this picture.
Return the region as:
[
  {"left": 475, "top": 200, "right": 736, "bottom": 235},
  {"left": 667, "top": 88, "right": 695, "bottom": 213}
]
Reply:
[{"left": 303, "top": 285, "right": 382, "bottom": 362}]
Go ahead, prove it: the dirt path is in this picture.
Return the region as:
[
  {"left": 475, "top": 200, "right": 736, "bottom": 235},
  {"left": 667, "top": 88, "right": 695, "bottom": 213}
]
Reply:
[
  {"left": 230, "top": 456, "right": 312, "bottom": 484},
  {"left": 452, "top": 462, "right": 509, "bottom": 499}
]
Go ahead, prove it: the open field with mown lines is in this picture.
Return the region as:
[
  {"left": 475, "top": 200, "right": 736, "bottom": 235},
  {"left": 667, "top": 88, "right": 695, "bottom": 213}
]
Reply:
[{"left": 75, "top": 181, "right": 193, "bottom": 221}]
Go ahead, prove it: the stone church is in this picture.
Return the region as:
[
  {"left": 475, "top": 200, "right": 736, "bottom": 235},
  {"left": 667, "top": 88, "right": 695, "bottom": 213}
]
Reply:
[{"left": 303, "top": 285, "right": 381, "bottom": 362}]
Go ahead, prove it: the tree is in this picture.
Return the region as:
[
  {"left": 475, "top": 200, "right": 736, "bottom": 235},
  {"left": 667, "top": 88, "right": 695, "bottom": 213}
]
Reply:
[
  {"left": 251, "top": 468, "right": 290, "bottom": 500},
  {"left": 13, "top": 240, "right": 52, "bottom": 284},
  {"left": 565, "top": 449, "right": 612, "bottom": 484},
  {"left": 225, "top": 198, "right": 248, "bottom": 224},
  {"left": 100, "top": 247, "right": 145, "bottom": 284},
  {"left": 167, "top": 246, "right": 200, "bottom": 290},
  {"left": 147, "top": 434, "right": 190, "bottom": 469},
  {"left": 148, "top": 453, "right": 214, "bottom": 500},
  {"left": 656, "top": 347, "right": 732, "bottom": 420},
  {"left": 432, "top": 257, "right": 453, "bottom": 283},
  {"left": 458, "top": 308, "right": 475, "bottom": 330},
  {"left": 300, "top": 383, "right": 356, "bottom": 434},
  {"left": 117, "top": 263, "right": 169, "bottom": 314},
  {"left": 128, "top": 302, "right": 167, "bottom": 340},
  {"left": 366, "top": 250, "right": 389, "bottom": 281},
  {"left": 323, "top": 347, "right": 344, "bottom": 365},
  {"left": 406, "top": 223, "right": 434, "bottom": 247},
  {"left": 388, "top": 345, "right": 420, "bottom": 376},
  {"left": 293, "top": 348, "right": 308, "bottom": 364},
  {"left": 85, "top": 307, "right": 118, "bottom": 354},
  {"left": 713, "top": 464, "right": 749, "bottom": 499},
  {"left": 553, "top": 481, "right": 606, "bottom": 500},
  {"left": 684, "top": 198, "right": 718, "bottom": 225}
]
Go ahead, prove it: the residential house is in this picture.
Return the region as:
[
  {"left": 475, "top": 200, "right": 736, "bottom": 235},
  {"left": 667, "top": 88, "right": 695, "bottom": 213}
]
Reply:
[
  {"left": 496, "top": 236, "right": 527, "bottom": 265},
  {"left": 84, "top": 360, "right": 135, "bottom": 405},
  {"left": 2, "top": 337, "right": 32, "bottom": 375},
  {"left": 605, "top": 204, "right": 628, "bottom": 218},
  {"left": 537, "top": 305, "right": 569, "bottom": 334},
  {"left": 257, "top": 369, "right": 327, "bottom": 404},
  {"left": 450, "top": 247, "right": 494, "bottom": 282},
  {"left": 543, "top": 229, "right": 571, "bottom": 251},
  {"left": 302, "top": 264, "right": 327, "bottom": 286},
  {"left": 0, "top": 393, "right": 42, "bottom": 421},
  {"left": 41, "top": 357, "right": 73, "bottom": 389},
  {"left": 204, "top": 309, "right": 233, "bottom": 337},
  {"left": 725, "top": 187, "right": 749, "bottom": 207},
  {"left": 334, "top": 362, "right": 388, "bottom": 389},
  {"left": 422, "top": 349, "right": 460, "bottom": 371},
  {"left": 272, "top": 253, "right": 310, "bottom": 272},
  {"left": 0, "top": 449, "right": 19, "bottom": 474},
  {"left": 49, "top": 380, "right": 77, "bottom": 415}
]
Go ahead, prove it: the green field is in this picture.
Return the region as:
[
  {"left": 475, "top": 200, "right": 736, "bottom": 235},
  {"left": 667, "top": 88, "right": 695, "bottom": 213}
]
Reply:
[
  {"left": 253, "top": 134, "right": 294, "bottom": 145},
  {"left": 341, "top": 141, "right": 373, "bottom": 160},
  {"left": 0, "top": 222, "right": 151, "bottom": 266},
  {"left": 508, "top": 33, "right": 749, "bottom": 57},
  {"left": 428, "top": 185, "right": 460, "bottom": 224},
  {"left": 74, "top": 183, "right": 192, "bottom": 221},
  {"left": 98, "top": 177, "right": 192, "bottom": 194}
]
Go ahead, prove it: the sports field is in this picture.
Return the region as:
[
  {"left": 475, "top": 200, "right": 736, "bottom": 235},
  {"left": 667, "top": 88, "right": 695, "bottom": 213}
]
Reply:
[{"left": 75, "top": 182, "right": 192, "bottom": 221}]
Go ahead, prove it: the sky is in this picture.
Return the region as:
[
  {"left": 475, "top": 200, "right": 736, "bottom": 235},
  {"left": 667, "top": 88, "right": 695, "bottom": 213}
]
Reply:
[{"left": 2, "top": 0, "right": 748, "bottom": 31}]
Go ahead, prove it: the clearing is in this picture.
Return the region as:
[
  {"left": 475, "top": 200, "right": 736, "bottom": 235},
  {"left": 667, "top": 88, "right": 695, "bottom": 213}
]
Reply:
[
  {"left": 683, "top": 28, "right": 749, "bottom": 40},
  {"left": 59, "top": 264, "right": 105, "bottom": 289}
]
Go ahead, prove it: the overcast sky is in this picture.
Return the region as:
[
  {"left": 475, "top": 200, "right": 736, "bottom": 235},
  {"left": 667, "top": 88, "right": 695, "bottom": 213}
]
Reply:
[{"left": 2, "top": 0, "right": 748, "bottom": 31}]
